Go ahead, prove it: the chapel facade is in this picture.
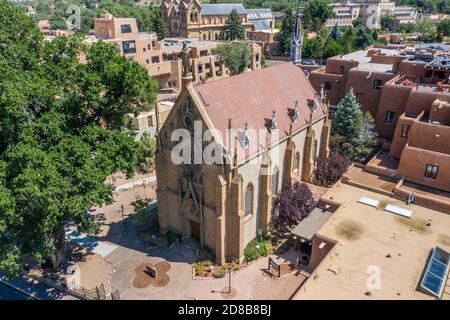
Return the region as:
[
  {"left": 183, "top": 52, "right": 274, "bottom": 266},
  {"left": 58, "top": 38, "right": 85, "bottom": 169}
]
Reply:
[{"left": 155, "top": 62, "right": 331, "bottom": 264}]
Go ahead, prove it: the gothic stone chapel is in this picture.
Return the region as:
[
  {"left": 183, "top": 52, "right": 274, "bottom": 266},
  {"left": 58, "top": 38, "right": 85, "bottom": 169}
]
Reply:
[{"left": 155, "top": 62, "right": 331, "bottom": 265}]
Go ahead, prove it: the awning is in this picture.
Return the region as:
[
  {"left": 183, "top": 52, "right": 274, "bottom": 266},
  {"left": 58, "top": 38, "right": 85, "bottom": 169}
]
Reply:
[{"left": 291, "top": 208, "right": 333, "bottom": 242}]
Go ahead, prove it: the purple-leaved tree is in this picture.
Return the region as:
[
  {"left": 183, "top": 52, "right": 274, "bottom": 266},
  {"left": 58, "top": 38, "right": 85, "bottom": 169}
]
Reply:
[
  {"left": 313, "top": 152, "right": 351, "bottom": 187},
  {"left": 270, "top": 182, "right": 316, "bottom": 236}
]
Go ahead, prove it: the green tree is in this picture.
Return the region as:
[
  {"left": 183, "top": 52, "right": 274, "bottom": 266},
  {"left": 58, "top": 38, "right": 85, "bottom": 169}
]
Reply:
[
  {"left": 355, "top": 27, "right": 374, "bottom": 49},
  {"left": 414, "top": 20, "right": 434, "bottom": 41},
  {"left": 224, "top": 9, "right": 245, "bottom": 40},
  {"left": 331, "top": 23, "right": 341, "bottom": 41},
  {"left": 151, "top": 8, "right": 168, "bottom": 40},
  {"left": 380, "top": 13, "right": 398, "bottom": 32},
  {"left": 302, "top": 0, "right": 334, "bottom": 31},
  {"left": 216, "top": 43, "right": 252, "bottom": 76},
  {"left": 437, "top": 19, "right": 450, "bottom": 36},
  {"left": 323, "top": 39, "right": 344, "bottom": 58},
  {"left": 352, "top": 17, "right": 364, "bottom": 28},
  {"left": 332, "top": 89, "right": 363, "bottom": 141},
  {"left": 139, "top": 132, "right": 157, "bottom": 172},
  {"left": 331, "top": 89, "right": 377, "bottom": 162},
  {"left": 0, "top": 1, "right": 158, "bottom": 277},
  {"left": 277, "top": 6, "right": 296, "bottom": 56}
]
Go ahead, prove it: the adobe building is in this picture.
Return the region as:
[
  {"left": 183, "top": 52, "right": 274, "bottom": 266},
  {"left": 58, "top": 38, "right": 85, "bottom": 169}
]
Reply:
[
  {"left": 155, "top": 62, "right": 331, "bottom": 264},
  {"left": 309, "top": 46, "right": 408, "bottom": 117},
  {"left": 93, "top": 13, "right": 261, "bottom": 92},
  {"left": 377, "top": 55, "right": 450, "bottom": 192},
  {"left": 161, "top": 0, "right": 253, "bottom": 40}
]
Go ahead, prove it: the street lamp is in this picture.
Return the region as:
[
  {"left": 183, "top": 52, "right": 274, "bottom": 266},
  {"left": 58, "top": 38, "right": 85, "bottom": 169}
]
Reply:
[{"left": 228, "top": 267, "right": 232, "bottom": 293}]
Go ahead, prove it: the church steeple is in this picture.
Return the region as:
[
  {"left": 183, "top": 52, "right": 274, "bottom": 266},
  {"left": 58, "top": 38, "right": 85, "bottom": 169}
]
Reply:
[{"left": 290, "top": 0, "right": 303, "bottom": 65}]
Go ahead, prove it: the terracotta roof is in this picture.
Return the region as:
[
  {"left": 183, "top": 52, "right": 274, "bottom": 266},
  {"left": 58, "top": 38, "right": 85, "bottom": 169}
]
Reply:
[{"left": 193, "top": 62, "right": 326, "bottom": 162}]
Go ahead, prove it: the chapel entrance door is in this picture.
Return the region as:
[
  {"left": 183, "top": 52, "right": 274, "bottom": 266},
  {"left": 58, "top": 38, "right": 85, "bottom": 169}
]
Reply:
[{"left": 190, "top": 219, "right": 201, "bottom": 241}]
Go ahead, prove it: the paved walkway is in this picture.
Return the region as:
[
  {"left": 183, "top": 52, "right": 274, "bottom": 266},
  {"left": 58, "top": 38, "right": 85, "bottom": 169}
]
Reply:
[{"left": 70, "top": 180, "right": 306, "bottom": 300}]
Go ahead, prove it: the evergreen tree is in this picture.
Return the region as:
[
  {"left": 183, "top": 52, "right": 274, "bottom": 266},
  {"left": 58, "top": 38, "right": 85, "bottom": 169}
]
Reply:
[
  {"left": 151, "top": 8, "right": 168, "bottom": 40},
  {"left": 331, "top": 23, "right": 341, "bottom": 41},
  {"left": 332, "top": 88, "right": 363, "bottom": 141},
  {"left": 277, "top": 7, "right": 295, "bottom": 56},
  {"left": 224, "top": 9, "right": 244, "bottom": 40},
  {"left": 331, "top": 89, "right": 378, "bottom": 163}
]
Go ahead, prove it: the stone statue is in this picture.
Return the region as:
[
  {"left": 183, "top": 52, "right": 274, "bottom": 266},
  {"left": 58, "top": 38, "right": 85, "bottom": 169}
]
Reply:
[{"left": 180, "top": 41, "right": 192, "bottom": 78}]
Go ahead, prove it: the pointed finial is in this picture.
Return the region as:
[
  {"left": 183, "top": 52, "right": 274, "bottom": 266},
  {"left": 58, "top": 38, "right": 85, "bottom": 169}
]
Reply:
[
  {"left": 228, "top": 118, "right": 232, "bottom": 130},
  {"left": 270, "top": 110, "right": 277, "bottom": 133},
  {"left": 291, "top": 100, "right": 299, "bottom": 123}
]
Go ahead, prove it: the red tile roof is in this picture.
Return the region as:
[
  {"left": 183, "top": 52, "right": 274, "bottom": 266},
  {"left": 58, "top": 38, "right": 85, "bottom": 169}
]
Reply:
[{"left": 193, "top": 62, "right": 326, "bottom": 162}]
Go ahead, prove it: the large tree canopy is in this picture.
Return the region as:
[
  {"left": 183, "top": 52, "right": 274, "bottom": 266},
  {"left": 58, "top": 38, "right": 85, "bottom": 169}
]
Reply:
[
  {"left": 0, "top": 0, "right": 158, "bottom": 277},
  {"left": 215, "top": 42, "right": 252, "bottom": 76}
]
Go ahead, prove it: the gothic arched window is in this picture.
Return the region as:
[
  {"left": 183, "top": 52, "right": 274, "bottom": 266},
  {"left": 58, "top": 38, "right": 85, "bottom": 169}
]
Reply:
[
  {"left": 313, "top": 140, "right": 318, "bottom": 164},
  {"left": 245, "top": 184, "right": 254, "bottom": 216},
  {"left": 271, "top": 167, "right": 279, "bottom": 196},
  {"left": 294, "top": 152, "right": 300, "bottom": 176}
]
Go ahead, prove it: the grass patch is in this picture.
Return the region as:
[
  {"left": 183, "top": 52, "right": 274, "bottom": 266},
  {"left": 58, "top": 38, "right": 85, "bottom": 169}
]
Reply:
[{"left": 244, "top": 235, "right": 279, "bottom": 263}]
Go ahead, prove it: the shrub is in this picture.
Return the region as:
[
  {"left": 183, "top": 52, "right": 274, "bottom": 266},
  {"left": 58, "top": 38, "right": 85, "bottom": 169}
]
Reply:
[
  {"left": 213, "top": 266, "right": 227, "bottom": 278},
  {"left": 154, "top": 237, "right": 168, "bottom": 248},
  {"left": 244, "top": 236, "right": 275, "bottom": 263},
  {"left": 165, "top": 230, "right": 181, "bottom": 246},
  {"left": 313, "top": 152, "right": 351, "bottom": 187}
]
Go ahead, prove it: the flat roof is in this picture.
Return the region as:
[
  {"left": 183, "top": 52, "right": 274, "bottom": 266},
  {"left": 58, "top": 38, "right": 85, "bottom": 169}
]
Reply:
[
  {"left": 340, "top": 50, "right": 399, "bottom": 73},
  {"left": 293, "top": 183, "right": 450, "bottom": 300},
  {"left": 291, "top": 208, "right": 333, "bottom": 241}
]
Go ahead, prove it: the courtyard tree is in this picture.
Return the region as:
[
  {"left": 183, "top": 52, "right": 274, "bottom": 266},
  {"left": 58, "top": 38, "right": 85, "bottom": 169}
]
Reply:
[
  {"left": 215, "top": 42, "right": 252, "bottom": 76},
  {"left": 139, "top": 132, "right": 158, "bottom": 173},
  {"left": 224, "top": 9, "right": 245, "bottom": 40},
  {"left": 331, "top": 89, "right": 378, "bottom": 162},
  {"left": 332, "top": 88, "right": 363, "bottom": 141},
  {"left": 0, "top": 1, "right": 158, "bottom": 277},
  {"left": 270, "top": 182, "right": 316, "bottom": 236},
  {"left": 313, "top": 152, "right": 351, "bottom": 187}
]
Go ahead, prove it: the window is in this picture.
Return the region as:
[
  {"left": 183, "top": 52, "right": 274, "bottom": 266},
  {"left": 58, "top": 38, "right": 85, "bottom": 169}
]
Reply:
[
  {"left": 293, "top": 152, "right": 300, "bottom": 176},
  {"left": 339, "top": 66, "right": 345, "bottom": 75},
  {"left": 385, "top": 111, "right": 396, "bottom": 124},
  {"left": 373, "top": 79, "right": 382, "bottom": 90},
  {"left": 244, "top": 184, "right": 253, "bottom": 216},
  {"left": 152, "top": 56, "right": 160, "bottom": 63},
  {"left": 313, "top": 140, "right": 318, "bottom": 164},
  {"left": 401, "top": 125, "right": 410, "bottom": 138},
  {"left": 122, "top": 40, "right": 136, "bottom": 54},
  {"left": 425, "top": 164, "right": 438, "bottom": 179},
  {"left": 324, "top": 81, "right": 332, "bottom": 91},
  {"left": 146, "top": 59, "right": 150, "bottom": 64},
  {"left": 356, "top": 93, "right": 364, "bottom": 103},
  {"left": 120, "top": 24, "right": 132, "bottom": 34},
  {"left": 271, "top": 167, "right": 279, "bottom": 196}
]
